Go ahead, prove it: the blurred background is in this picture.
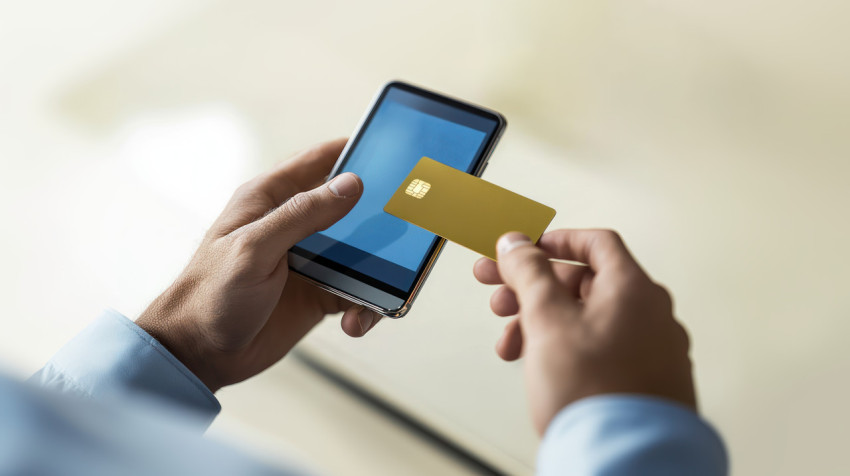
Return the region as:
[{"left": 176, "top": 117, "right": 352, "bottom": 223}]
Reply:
[{"left": 1, "top": 0, "right": 849, "bottom": 474}]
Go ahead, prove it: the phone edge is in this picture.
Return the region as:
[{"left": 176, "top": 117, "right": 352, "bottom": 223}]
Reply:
[{"left": 289, "top": 80, "right": 507, "bottom": 318}]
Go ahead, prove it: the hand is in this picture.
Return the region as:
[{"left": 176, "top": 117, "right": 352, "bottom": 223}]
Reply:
[
  {"left": 473, "top": 229, "right": 696, "bottom": 435},
  {"left": 136, "top": 139, "right": 382, "bottom": 393}
]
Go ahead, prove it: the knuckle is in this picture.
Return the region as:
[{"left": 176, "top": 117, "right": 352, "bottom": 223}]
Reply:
[
  {"left": 621, "top": 280, "right": 674, "bottom": 313},
  {"left": 231, "top": 230, "right": 260, "bottom": 257},
  {"left": 234, "top": 179, "right": 258, "bottom": 197},
  {"left": 610, "top": 265, "right": 646, "bottom": 291},
  {"left": 653, "top": 282, "right": 674, "bottom": 307},
  {"left": 284, "top": 191, "right": 320, "bottom": 223},
  {"left": 676, "top": 321, "right": 692, "bottom": 351},
  {"left": 228, "top": 232, "right": 263, "bottom": 273},
  {"left": 597, "top": 229, "right": 624, "bottom": 246}
]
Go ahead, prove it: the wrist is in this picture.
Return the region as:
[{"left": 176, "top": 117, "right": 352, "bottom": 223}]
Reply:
[{"left": 136, "top": 282, "right": 224, "bottom": 393}]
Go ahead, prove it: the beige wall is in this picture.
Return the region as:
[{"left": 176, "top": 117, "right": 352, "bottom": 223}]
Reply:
[{"left": 2, "top": 1, "right": 849, "bottom": 474}]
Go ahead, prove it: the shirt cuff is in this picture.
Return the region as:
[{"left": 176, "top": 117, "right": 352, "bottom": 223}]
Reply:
[
  {"left": 537, "top": 394, "right": 728, "bottom": 476},
  {"left": 32, "top": 309, "right": 220, "bottom": 428}
]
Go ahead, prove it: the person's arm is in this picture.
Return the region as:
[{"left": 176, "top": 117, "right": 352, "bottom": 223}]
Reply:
[
  {"left": 11, "top": 139, "right": 384, "bottom": 474},
  {"left": 33, "top": 138, "right": 380, "bottom": 426},
  {"left": 474, "top": 230, "right": 728, "bottom": 475}
]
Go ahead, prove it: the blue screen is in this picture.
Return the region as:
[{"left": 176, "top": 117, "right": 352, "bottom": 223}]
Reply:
[{"left": 295, "top": 87, "right": 495, "bottom": 293}]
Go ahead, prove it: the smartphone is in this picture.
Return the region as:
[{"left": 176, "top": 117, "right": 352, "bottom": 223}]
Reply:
[{"left": 288, "top": 81, "right": 506, "bottom": 317}]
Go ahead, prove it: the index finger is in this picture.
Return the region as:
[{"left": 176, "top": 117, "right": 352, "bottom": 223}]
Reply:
[{"left": 537, "top": 229, "right": 642, "bottom": 274}]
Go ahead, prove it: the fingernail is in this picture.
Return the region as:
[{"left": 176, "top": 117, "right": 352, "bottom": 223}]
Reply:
[
  {"left": 329, "top": 173, "right": 360, "bottom": 198},
  {"left": 357, "top": 306, "right": 374, "bottom": 334},
  {"left": 497, "top": 232, "right": 532, "bottom": 256}
]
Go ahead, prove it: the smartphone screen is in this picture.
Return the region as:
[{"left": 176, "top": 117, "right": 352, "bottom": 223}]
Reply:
[{"left": 289, "top": 82, "right": 505, "bottom": 316}]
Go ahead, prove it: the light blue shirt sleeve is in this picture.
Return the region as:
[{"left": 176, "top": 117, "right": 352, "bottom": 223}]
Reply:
[
  {"left": 537, "top": 394, "right": 729, "bottom": 475},
  {"left": 1, "top": 370, "right": 299, "bottom": 475},
  {"left": 31, "top": 308, "right": 220, "bottom": 428},
  {"left": 4, "top": 309, "right": 310, "bottom": 475},
  {"left": 19, "top": 309, "right": 727, "bottom": 475}
]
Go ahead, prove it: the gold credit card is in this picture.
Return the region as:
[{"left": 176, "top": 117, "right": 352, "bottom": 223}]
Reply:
[{"left": 384, "top": 157, "right": 556, "bottom": 260}]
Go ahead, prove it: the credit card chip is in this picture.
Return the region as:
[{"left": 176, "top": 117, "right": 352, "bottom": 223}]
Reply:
[{"left": 405, "top": 179, "right": 431, "bottom": 199}]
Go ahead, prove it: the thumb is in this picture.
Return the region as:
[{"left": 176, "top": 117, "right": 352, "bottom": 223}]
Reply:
[
  {"left": 496, "top": 232, "right": 577, "bottom": 328},
  {"left": 245, "top": 172, "right": 362, "bottom": 260}
]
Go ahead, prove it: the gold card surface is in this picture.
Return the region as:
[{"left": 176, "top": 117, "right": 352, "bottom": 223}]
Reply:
[{"left": 384, "top": 157, "right": 556, "bottom": 260}]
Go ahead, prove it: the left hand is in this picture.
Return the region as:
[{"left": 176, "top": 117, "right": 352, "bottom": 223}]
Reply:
[
  {"left": 472, "top": 230, "right": 695, "bottom": 434},
  {"left": 136, "top": 138, "right": 381, "bottom": 393}
]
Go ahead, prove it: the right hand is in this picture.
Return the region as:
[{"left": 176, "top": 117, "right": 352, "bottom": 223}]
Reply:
[
  {"left": 473, "top": 229, "right": 696, "bottom": 435},
  {"left": 136, "top": 139, "right": 381, "bottom": 394}
]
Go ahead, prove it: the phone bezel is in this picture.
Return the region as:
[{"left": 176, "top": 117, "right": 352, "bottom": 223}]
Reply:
[{"left": 288, "top": 80, "right": 507, "bottom": 318}]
